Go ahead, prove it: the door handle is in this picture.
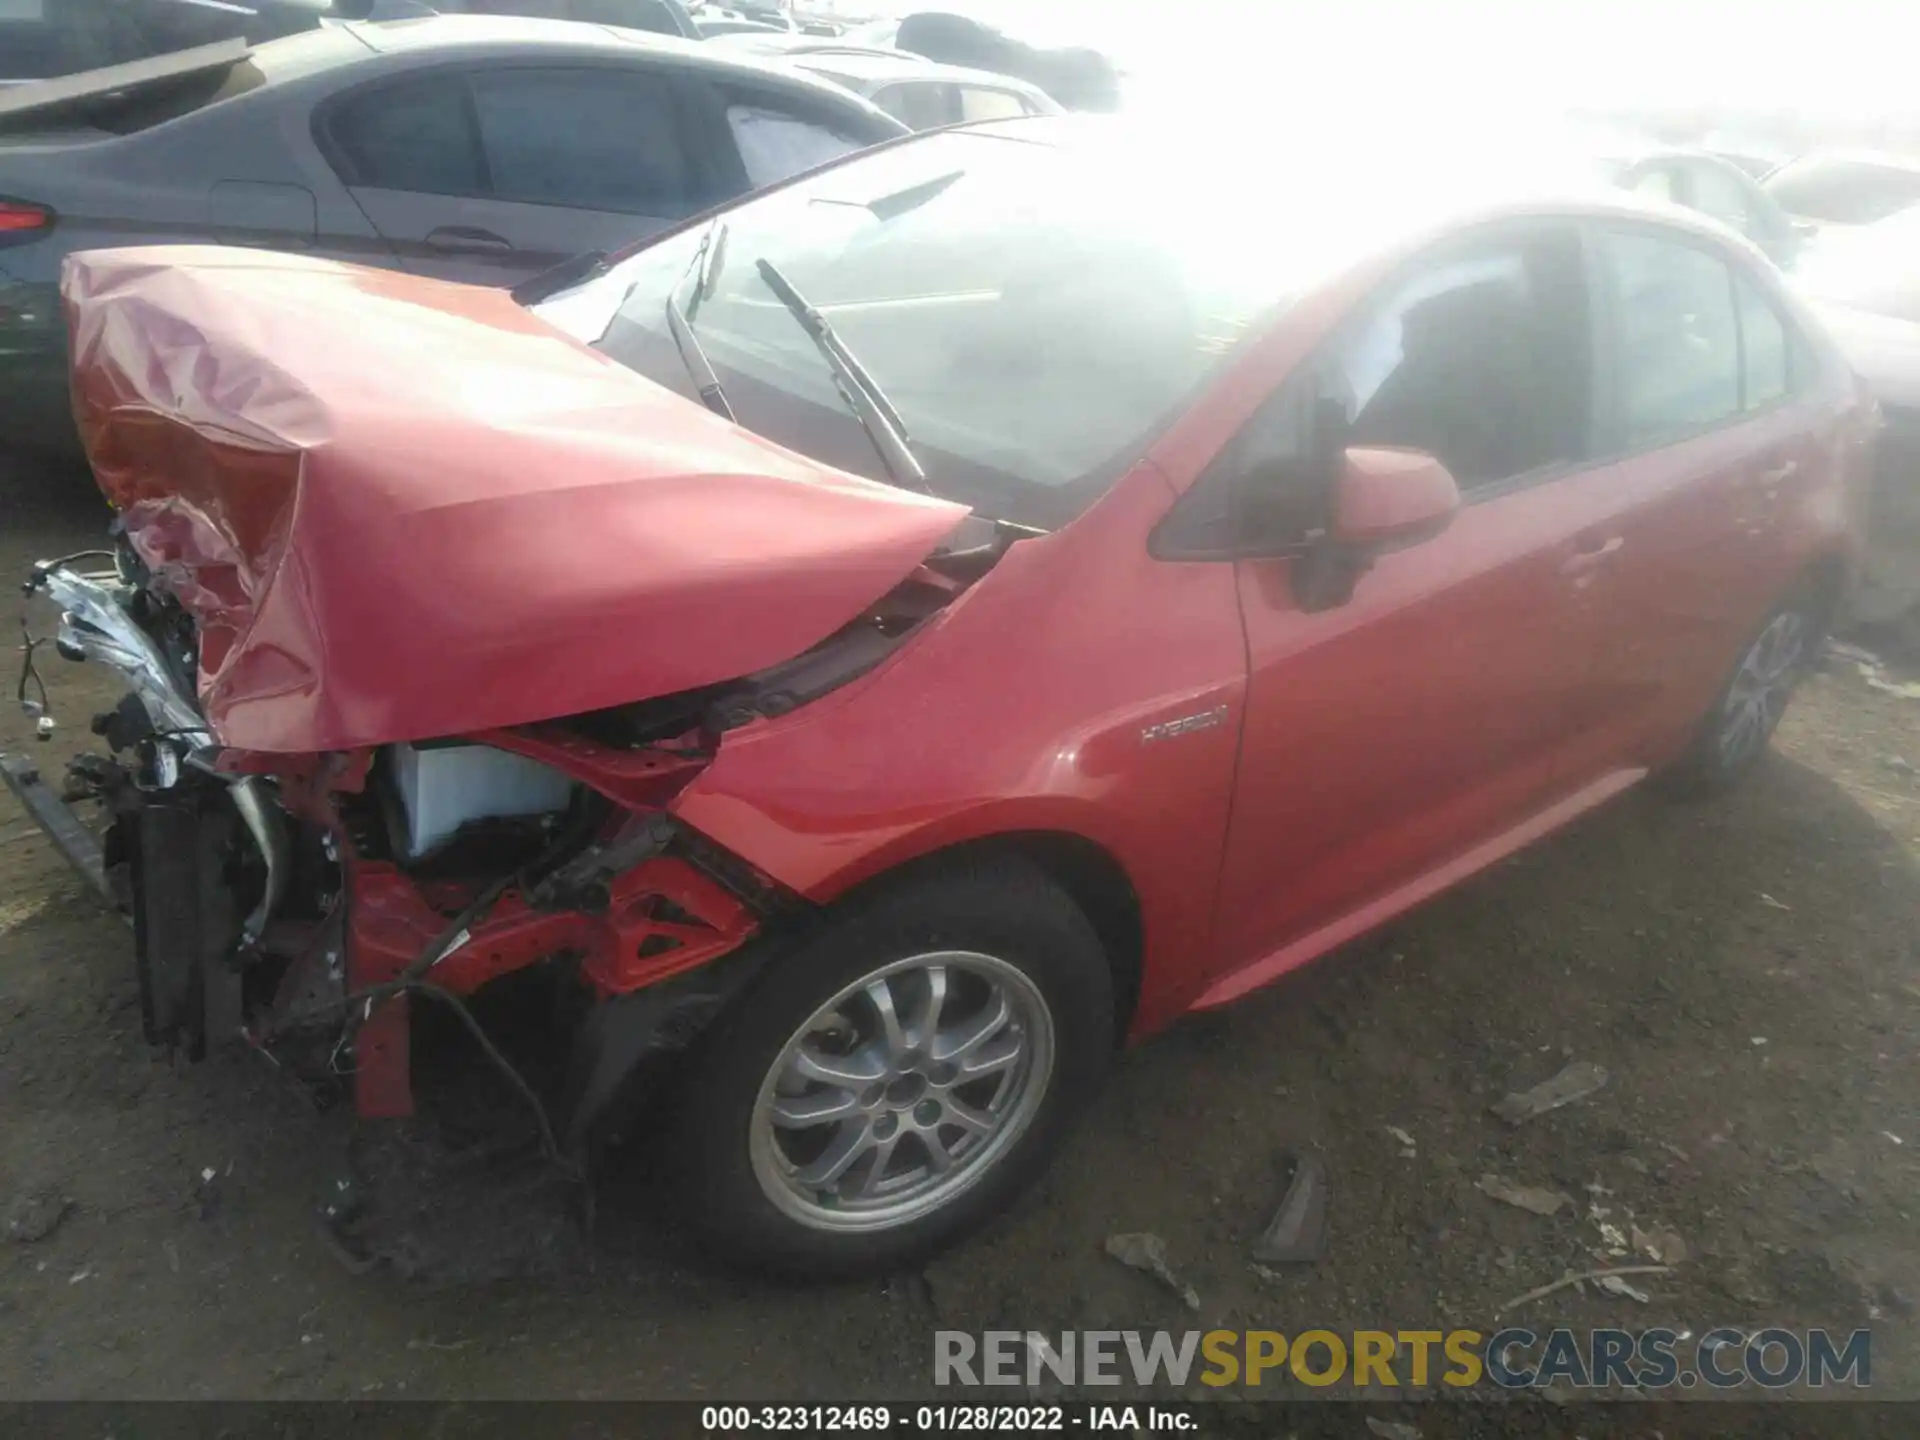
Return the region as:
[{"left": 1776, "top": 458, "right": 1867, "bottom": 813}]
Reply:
[
  {"left": 425, "top": 226, "right": 513, "bottom": 252},
  {"left": 1757, "top": 458, "right": 1798, "bottom": 499},
  {"left": 1561, "top": 533, "right": 1624, "bottom": 578}
]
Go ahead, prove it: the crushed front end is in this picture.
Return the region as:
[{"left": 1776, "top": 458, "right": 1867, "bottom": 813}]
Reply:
[
  {"left": 11, "top": 243, "right": 980, "bottom": 1142},
  {"left": 14, "top": 542, "right": 777, "bottom": 1128},
  {"left": 12, "top": 527, "right": 979, "bottom": 1149}
]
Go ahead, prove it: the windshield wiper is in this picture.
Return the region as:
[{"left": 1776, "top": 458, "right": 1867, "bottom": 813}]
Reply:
[
  {"left": 666, "top": 295, "right": 735, "bottom": 423},
  {"left": 753, "top": 258, "right": 930, "bottom": 496},
  {"left": 510, "top": 248, "right": 609, "bottom": 306},
  {"left": 684, "top": 220, "right": 729, "bottom": 324},
  {"left": 665, "top": 221, "right": 735, "bottom": 422}
]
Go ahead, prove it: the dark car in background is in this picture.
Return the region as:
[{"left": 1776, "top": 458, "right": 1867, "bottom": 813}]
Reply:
[
  {"left": 889, "top": 10, "right": 1120, "bottom": 112},
  {"left": 0, "top": 0, "right": 332, "bottom": 81},
  {"left": 0, "top": 0, "right": 704, "bottom": 79},
  {"left": 0, "top": 14, "right": 906, "bottom": 454}
]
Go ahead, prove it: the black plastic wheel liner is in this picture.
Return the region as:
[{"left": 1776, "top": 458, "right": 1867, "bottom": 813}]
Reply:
[{"left": 129, "top": 791, "right": 240, "bottom": 1059}]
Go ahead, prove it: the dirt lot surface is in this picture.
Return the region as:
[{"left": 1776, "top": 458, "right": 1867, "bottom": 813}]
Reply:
[{"left": 3, "top": 451, "right": 1918, "bottom": 1410}]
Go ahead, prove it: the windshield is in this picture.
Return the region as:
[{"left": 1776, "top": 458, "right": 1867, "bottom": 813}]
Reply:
[
  {"left": 532, "top": 127, "right": 1292, "bottom": 529},
  {"left": 1764, "top": 155, "right": 1920, "bottom": 225}
]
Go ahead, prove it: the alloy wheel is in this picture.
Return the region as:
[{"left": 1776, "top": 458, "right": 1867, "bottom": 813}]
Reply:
[
  {"left": 748, "top": 950, "right": 1055, "bottom": 1232},
  {"left": 1718, "top": 609, "right": 1812, "bottom": 767}
]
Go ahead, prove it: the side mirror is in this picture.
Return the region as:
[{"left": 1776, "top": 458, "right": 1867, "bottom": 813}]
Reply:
[
  {"left": 1331, "top": 445, "right": 1460, "bottom": 551},
  {"left": 1291, "top": 446, "right": 1459, "bottom": 613}
]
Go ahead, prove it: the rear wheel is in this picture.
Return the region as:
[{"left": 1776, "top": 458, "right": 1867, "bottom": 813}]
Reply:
[
  {"left": 1664, "top": 591, "right": 1824, "bottom": 794},
  {"left": 667, "top": 858, "right": 1113, "bottom": 1277}
]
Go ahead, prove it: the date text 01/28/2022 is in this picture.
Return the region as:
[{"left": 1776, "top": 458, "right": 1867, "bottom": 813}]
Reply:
[{"left": 700, "top": 1405, "right": 1194, "bottom": 1431}]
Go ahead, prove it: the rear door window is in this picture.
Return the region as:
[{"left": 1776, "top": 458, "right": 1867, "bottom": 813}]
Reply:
[
  {"left": 873, "top": 80, "right": 957, "bottom": 129},
  {"left": 469, "top": 66, "right": 695, "bottom": 215},
  {"left": 327, "top": 73, "right": 484, "bottom": 196},
  {"left": 724, "top": 102, "right": 869, "bottom": 187},
  {"left": 958, "top": 86, "right": 1028, "bottom": 121},
  {"left": 1598, "top": 230, "right": 1741, "bottom": 448}
]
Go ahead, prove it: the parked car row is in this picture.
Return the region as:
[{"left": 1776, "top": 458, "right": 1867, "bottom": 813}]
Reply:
[
  {"left": 1552, "top": 122, "right": 1806, "bottom": 265},
  {"left": 1512, "top": 122, "right": 1920, "bottom": 635},
  {"left": 0, "top": 15, "right": 909, "bottom": 454}
]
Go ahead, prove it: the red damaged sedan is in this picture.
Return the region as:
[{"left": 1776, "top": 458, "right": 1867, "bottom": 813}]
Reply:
[{"left": 17, "top": 117, "right": 1872, "bottom": 1275}]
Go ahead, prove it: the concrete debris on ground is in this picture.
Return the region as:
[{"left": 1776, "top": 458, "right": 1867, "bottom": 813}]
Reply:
[
  {"left": 1497, "top": 1263, "right": 1672, "bottom": 1316},
  {"left": 1251, "top": 1151, "right": 1329, "bottom": 1264},
  {"left": 1364, "top": 1418, "right": 1421, "bottom": 1440},
  {"left": 5, "top": 1190, "right": 72, "bottom": 1243},
  {"left": 1631, "top": 1222, "right": 1688, "bottom": 1266},
  {"left": 1490, "top": 1060, "right": 1609, "bottom": 1124},
  {"left": 1103, "top": 1232, "right": 1200, "bottom": 1311},
  {"left": 1827, "top": 638, "right": 1920, "bottom": 699},
  {"left": 1475, "top": 1174, "right": 1571, "bottom": 1216},
  {"left": 1596, "top": 1273, "right": 1652, "bottom": 1303}
]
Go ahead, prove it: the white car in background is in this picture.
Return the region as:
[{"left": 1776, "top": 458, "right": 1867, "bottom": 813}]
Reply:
[
  {"left": 711, "top": 32, "right": 1061, "bottom": 127},
  {"left": 1792, "top": 206, "right": 1920, "bottom": 628},
  {"left": 1765, "top": 150, "right": 1920, "bottom": 232},
  {"left": 784, "top": 47, "right": 1061, "bottom": 127}
]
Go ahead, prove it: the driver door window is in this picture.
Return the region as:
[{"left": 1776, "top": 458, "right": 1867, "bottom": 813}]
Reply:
[
  {"left": 1164, "top": 225, "right": 1593, "bottom": 557},
  {"left": 1321, "top": 226, "right": 1593, "bottom": 493}
]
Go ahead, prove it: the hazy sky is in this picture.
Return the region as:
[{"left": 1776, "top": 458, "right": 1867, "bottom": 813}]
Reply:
[{"left": 859, "top": 0, "right": 1920, "bottom": 122}]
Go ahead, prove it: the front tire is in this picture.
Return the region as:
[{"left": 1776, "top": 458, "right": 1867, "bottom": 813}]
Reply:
[
  {"left": 1664, "top": 590, "right": 1824, "bottom": 795},
  {"left": 667, "top": 857, "right": 1114, "bottom": 1277}
]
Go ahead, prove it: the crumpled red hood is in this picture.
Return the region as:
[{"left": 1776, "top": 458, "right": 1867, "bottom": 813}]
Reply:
[{"left": 64, "top": 246, "right": 968, "bottom": 754}]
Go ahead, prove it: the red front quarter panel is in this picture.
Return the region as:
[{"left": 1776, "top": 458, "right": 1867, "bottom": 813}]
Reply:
[{"left": 669, "top": 463, "right": 1246, "bottom": 1039}]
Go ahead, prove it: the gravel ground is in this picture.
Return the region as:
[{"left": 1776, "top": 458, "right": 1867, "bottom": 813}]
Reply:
[{"left": 2, "top": 450, "right": 1917, "bottom": 1408}]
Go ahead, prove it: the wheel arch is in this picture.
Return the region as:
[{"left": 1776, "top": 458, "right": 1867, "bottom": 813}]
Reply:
[
  {"left": 1801, "top": 546, "right": 1853, "bottom": 625},
  {"left": 824, "top": 829, "right": 1146, "bottom": 1046}
]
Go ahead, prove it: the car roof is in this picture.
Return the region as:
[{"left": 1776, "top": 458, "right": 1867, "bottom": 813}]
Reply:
[
  {"left": 709, "top": 34, "right": 920, "bottom": 60},
  {"left": 325, "top": 14, "right": 902, "bottom": 121},
  {"left": 791, "top": 51, "right": 1029, "bottom": 88},
  {"left": 352, "top": 12, "right": 701, "bottom": 58},
  {"left": 956, "top": 115, "right": 1756, "bottom": 251},
  {"left": 1772, "top": 148, "right": 1920, "bottom": 175}
]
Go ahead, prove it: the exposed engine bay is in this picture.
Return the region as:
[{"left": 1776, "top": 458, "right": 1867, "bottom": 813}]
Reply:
[{"left": 12, "top": 534, "right": 988, "bottom": 1141}]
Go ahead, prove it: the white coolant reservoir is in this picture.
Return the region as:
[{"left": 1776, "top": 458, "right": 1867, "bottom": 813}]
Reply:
[{"left": 388, "top": 743, "right": 577, "bottom": 860}]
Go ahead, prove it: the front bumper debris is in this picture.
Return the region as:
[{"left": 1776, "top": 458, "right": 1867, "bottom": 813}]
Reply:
[
  {"left": 13, "top": 548, "right": 769, "bottom": 1151},
  {"left": 0, "top": 752, "right": 119, "bottom": 913}
]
